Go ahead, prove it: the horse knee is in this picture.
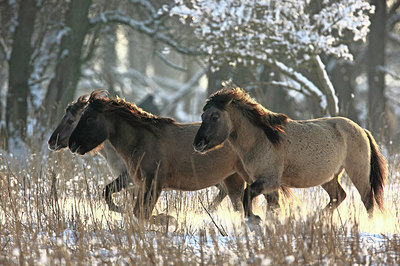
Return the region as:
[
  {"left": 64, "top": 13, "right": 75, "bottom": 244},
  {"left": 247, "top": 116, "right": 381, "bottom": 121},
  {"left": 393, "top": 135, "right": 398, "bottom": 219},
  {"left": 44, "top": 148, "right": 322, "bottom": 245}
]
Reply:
[
  {"left": 243, "top": 178, "right": 279, "bottom": 217},
  {"left": 250, "top": 178, "right": 280, "bottom": 197},
  {"left": 330, "top": 187, "right": 346, "bottom": 205},
  {"left": 264, "top": 191, "right": 280, "bottom": 209},
  {"left": 209, "top": 189, "right": 227, "bottom": 210},
  {"left": 229, "top": 193, "right": 244, "bottom": 213}
]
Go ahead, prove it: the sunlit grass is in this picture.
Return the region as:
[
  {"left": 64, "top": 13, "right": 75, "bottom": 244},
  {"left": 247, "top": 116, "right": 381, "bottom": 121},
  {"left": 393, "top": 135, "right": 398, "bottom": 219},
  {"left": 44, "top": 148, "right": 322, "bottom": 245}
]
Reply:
[{"left": 1, "top": 143, "right": 400, "bottom": 264}]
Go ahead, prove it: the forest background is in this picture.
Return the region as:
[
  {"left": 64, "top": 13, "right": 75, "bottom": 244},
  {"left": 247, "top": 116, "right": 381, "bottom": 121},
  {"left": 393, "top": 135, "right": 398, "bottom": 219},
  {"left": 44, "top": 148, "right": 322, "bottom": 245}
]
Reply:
[
  {"left": 2, "top": 1, "right": 400, "bottom": 264},
  {"left": 0, "top": 0, "right": 399, "bottom": 152}
]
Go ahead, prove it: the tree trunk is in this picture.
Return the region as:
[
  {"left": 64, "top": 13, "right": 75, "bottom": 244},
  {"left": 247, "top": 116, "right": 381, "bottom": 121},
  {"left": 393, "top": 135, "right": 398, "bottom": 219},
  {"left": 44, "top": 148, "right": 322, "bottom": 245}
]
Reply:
[
  {"left": 367, "top": 0, "right": 386, "bottom": 137},
  {"left": 43, "top": 0, "right": 91, "bottom": 123},
  {"left": 128, "top": 30, "right": 152, "bottom": 75},
  {"left": 330, "top": 60, "right": 359, "bottom": 124},
  {"left": 101, "top": 26, "right": 118, "bottom": 96},
  {"left": 258, "top": 65, "right": 295, "bottom": 118},
  {"left": 6, "top": 0, "right": 38, "bottom": 142}
]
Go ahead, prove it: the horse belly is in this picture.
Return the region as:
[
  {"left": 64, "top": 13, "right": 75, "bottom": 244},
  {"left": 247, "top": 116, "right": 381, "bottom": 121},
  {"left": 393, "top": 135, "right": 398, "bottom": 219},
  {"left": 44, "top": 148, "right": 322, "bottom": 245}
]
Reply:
[
  {"left": 165, "top": 166, "right": 235, "bottom": 191},
  {"left": 283, "top": 126, "right": 346, "bottom": 188},
  {"left": 282, "top": 155, "right": 343, "bottom": 188}
]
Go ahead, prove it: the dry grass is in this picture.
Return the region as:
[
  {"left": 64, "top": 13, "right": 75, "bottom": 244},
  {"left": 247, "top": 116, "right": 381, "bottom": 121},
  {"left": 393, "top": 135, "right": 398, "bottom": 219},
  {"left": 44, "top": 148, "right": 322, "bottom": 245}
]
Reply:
[{"left": 1, "top": 143, "right": 400, "bottom": 265}]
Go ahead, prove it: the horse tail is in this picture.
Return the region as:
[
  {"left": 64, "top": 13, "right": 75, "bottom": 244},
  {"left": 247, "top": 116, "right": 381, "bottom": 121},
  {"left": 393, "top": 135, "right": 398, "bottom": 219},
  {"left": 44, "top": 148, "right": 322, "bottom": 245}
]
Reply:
[{"left": 365, "top": 129, "right": 387, "bottom": 212}]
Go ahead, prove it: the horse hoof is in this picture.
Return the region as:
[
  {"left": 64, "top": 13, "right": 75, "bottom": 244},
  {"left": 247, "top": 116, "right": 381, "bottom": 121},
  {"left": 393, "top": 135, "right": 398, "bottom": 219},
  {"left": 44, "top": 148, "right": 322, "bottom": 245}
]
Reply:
[
  {"left": 245, "top": 214, "right": 262, "bottom": 226},
  {"left": 244, "top": 215, "right": 262, "bottom": 232}
]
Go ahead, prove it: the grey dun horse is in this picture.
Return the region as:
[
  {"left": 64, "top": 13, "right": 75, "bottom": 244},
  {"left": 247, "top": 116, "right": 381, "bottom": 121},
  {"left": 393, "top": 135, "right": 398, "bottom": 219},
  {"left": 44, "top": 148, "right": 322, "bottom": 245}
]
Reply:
[{"left": 194, "top": 88, "right": 387, "bottom": 218}]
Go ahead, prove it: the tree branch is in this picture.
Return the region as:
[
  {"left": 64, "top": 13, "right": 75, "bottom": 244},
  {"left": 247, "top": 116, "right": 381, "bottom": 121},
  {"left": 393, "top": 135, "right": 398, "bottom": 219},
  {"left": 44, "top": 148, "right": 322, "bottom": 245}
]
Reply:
[
  {"left": 161, "top": 67, "right": 207, "bottom": 116},
  {"left": 389, "top": 0, "right": 400, "bottom": 17},
  {"left": 266, "top": 58, "right": 338, "bottom": 116},
  {"left": 311, "top": 55, "right": 339, "bottom": 116},
  {"left": 89, "top": 11, "right": 204, "bottom": 56},
  {"left": 154, "top": 50, "right": 187, "bottom": 72}
]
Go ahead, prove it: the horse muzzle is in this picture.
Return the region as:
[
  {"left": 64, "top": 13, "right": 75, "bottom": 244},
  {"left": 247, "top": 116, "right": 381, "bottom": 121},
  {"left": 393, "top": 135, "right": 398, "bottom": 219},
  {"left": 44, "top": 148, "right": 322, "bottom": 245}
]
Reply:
[
  {"left": 69, "top": 141, "right": 83, "bottom": 154},
  {"left": 193, "top": 138, "right": 209, "bottom": 153},
  {"left": 48, "top": 140, "right": 57, "bottom": 151}
]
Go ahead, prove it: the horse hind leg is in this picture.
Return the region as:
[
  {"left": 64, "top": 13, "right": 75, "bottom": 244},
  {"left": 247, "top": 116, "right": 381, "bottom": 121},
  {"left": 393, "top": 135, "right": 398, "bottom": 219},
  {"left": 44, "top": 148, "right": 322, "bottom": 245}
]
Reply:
[
  {"left": 345, "top": 161, "right": 375, "bottom": 216},
  {"left": 345, "top": 156, "right": 374, "bottom": 217},
  {"left": 321, "top": 169, "right": 346, "bottom": 213},
  {"left": 208, "top": 183, "right": 228, "bottom": 211}
]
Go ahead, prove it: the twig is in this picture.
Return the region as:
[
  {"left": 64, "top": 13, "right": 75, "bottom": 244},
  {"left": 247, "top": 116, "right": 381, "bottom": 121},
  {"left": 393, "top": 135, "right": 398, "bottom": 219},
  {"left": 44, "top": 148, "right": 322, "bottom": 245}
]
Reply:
[
  {"left": 161, "top": 67, "right": 207, "bottom": 115},
  {"left": 198, "top": 196, "right": 228, "bottom": 237},
  {"left": 155, "top": 50, "right": 187, "bottom": 72}
]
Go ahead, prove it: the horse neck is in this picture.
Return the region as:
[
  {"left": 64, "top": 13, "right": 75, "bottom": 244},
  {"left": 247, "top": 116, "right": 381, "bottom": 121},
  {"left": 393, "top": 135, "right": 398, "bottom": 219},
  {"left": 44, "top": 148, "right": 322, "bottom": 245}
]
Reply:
[
  {"left": 105, "top": 113, "right": 166, "bottom": 167},
  {"left": 228, "top": 107, "right": 268, "bottom": 157},
  {"left": 97, "top": 140, "right": 128, "bottom": 177}
]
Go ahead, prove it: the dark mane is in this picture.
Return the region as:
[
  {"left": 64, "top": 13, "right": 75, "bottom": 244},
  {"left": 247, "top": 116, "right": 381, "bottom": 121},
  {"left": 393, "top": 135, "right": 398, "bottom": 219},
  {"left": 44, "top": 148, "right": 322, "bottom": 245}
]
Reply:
[
  {"left": 205, "top": 88, "right": 289, "bottom": 145},
  {"left": 66, "top": 95, "right": 88, "bottom": 115},
  {"left": 87, "top": 90, "right": 178, "bottom": 133}
]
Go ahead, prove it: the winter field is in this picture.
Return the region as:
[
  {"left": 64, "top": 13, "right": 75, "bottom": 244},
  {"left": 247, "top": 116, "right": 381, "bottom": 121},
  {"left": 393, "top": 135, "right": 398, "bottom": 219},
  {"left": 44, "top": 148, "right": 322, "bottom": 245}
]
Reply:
[{"left": 1, "top": 140, "right": 400, "bottom": 265}]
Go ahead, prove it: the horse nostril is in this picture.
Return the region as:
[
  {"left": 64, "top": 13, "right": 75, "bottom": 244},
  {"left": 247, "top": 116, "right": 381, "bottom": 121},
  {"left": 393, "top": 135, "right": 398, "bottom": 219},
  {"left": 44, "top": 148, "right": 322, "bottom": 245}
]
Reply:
[
  {"left": 194, "top": 139, "right": 206, "bottom": 150},
  {"left": 69, "top": 142, "right": 77, "bottom": 152},
  {"left": 197, "top": 139, "right": 205, "bottom": 147}
]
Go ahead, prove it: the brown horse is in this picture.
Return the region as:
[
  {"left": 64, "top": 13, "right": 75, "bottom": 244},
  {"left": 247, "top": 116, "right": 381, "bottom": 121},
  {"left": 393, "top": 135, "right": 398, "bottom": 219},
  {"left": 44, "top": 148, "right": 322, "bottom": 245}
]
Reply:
[
  {"left": 68, "top": 91, "right": 292, "bottom": 219},
  {"left": 48, "top": 96, "right": 131, "bottom": 212},
  {"left": 194, "top": 88, "right": 387, "bottom": 218}
]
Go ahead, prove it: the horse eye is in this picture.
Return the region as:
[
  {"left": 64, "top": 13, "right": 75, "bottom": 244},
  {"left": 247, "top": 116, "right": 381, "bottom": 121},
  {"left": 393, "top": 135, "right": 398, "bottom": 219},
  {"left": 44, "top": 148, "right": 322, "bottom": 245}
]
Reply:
[
  {"left": 67, "top": 119, "right": 74, "bottom": 125},
  {"left": 211, "top": 116, "right": 218, "bottom": 122}
]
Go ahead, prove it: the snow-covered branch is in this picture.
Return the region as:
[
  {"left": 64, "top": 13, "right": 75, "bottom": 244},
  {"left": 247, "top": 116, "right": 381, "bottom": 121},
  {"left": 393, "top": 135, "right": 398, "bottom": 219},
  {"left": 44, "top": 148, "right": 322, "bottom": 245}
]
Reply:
[
  {"left": 161, "top": 67, "right": 207, "bottom": 115},
  {"left": 90, "top": 10, "right": 203, "bottom": 56},
  {"left": 387, "top": 13, "right": 400, "bottom": 45},
  {"left": 267, "top": 58, "right": 335, "bottom": 115},
  {"left": 311, "top": 56, "right": 339, "bottom": 116},
  {"left": 170, "top": 0, "right": 372, "bottom": 115}
]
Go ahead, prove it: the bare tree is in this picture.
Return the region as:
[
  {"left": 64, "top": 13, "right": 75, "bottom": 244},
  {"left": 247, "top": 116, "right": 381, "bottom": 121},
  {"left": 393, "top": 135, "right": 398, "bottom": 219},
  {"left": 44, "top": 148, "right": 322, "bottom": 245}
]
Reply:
[
  {"left": 43, "top": 0, "right": 92, "bottom": 123},
  {"left": 6, "top": 0, "right": 38, "bottom": 142},
  {"left": 368, "top": 0, "right": 387, "bottom": 137}
]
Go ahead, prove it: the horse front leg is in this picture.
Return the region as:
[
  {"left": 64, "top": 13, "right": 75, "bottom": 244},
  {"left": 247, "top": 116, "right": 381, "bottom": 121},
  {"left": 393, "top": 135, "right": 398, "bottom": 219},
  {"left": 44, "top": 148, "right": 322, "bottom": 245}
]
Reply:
[
  {"left": 263, "top": 191, "right": 281, "bottom": 210},
  {"left": 103, "top": 170, "right": 130, "bottom": 212},
  {"left": 243, "top": 175, "right": 280, "bottom": 218},
  {"left": 321, "top": 169, "right": 346, "bottom": 213},
  {"left": 221, "top": 173, "right": 245, "bottom": 215},
  {"left": 208, "top": 183, "right": 227, "bottom": 211},
  {"left": 134, "top": 175, "right": 162, "bottom": 220}
]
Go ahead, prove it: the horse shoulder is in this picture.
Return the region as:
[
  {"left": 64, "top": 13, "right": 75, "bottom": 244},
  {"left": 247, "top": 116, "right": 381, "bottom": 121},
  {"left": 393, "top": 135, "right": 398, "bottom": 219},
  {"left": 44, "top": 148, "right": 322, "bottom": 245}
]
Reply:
[{"left": 98, "top": 141, "right": 128, "bottom": 174}]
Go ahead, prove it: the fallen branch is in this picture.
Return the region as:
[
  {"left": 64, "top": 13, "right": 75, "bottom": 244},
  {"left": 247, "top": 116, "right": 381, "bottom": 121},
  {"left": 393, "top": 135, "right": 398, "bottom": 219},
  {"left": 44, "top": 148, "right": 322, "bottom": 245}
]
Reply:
[{"left": 198, "top": 196, "right": 228, "bottom": 237}]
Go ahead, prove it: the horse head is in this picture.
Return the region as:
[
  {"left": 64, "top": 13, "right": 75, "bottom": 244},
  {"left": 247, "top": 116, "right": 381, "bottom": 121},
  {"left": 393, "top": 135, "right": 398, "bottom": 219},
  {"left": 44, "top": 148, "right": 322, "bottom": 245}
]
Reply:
[
  {"left": 69, "top": 104, "right": 108, "bottom": 155},
  {"left": 193, "top": 104, "right": 233, "bottom": 153},
  {"left": 48, "top": 96, "right": 87, "bottom": 151}
]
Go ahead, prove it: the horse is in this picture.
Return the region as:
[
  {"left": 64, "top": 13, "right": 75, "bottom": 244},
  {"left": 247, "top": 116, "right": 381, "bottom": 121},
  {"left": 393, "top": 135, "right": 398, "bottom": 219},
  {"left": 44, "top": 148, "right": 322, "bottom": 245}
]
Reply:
[
  {"left": 67, "top": 91, "right": 292, "bottom": 219},
  {"left": 48, "top": 96, "right": 131, "bottom": 212},
  {"left": 193, "top": 88, "right": 387, "bottom": 218}
]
